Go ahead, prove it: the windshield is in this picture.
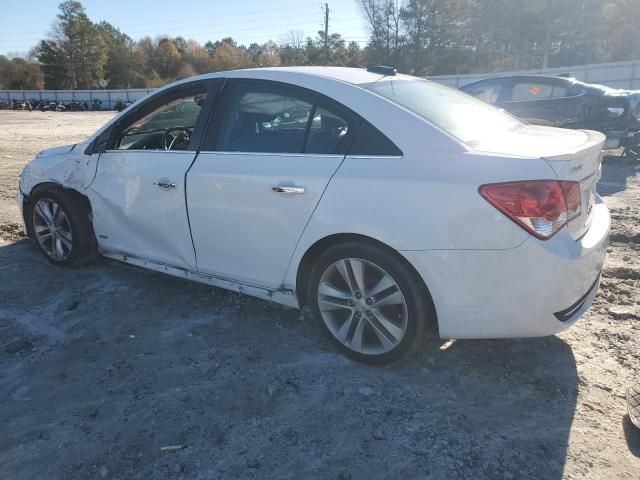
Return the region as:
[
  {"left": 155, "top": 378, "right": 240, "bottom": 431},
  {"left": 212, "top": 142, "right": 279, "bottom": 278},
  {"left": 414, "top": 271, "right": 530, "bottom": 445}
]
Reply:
[{"left": 366, "top": 78, "right": 524, "bottom": 144}]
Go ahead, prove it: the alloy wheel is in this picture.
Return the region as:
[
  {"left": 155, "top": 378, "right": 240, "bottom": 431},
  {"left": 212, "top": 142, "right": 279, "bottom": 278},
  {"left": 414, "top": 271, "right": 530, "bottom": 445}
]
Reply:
[
  {"left": 32, "top": 198, "right": 73, "bottom": 261},
  {"left": 317, "top": 258, "right": 408, "bottom": 355}
]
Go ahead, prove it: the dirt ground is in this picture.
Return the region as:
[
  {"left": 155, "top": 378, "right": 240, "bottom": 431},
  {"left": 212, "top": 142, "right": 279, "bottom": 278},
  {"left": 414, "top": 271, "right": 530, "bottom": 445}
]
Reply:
[{"left": 0, "top": 110, "right": 638, "bottom": 479}]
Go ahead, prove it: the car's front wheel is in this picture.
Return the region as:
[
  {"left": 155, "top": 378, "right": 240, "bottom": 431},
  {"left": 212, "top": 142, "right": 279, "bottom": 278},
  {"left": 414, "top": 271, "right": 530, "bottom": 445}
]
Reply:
[
  {"left": 308, "top": 241, "right": 435, "bottom": 364},
  {"left": 26, "top": 187, "right": 95, "bottom": 266}
]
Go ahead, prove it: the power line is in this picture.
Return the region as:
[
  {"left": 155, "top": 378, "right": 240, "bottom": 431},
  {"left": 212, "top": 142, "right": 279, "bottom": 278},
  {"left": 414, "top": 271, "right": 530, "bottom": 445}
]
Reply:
[
  {"left": 1, "top": 0, "right": 358, "bottom": 38},
  {"left": 0, "top": 15, "right": 368, "bottom": 47}
]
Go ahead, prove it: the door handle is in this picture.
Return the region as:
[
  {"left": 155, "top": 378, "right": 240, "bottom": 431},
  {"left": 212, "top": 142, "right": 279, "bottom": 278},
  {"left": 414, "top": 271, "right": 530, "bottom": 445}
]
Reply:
[
  {"left": 272, "top": 185, "right": 305, "bottom": 194},
  {"left": 154, "top": 181, "right": 176, "bottom": 189}
]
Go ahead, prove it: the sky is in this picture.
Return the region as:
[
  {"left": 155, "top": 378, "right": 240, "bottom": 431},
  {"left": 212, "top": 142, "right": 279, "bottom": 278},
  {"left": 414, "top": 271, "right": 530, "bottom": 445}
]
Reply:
[{"left": 0, "top": 0, "right": 369, "bottom": 57}]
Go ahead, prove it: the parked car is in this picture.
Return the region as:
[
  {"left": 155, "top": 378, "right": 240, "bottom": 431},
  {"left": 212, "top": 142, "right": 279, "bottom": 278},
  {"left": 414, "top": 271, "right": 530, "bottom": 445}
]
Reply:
[
  {"left": 17, "top": 67, "right": 610, "bottom": 364},
  {"left": 460, "top": 75, "right": 640, "bottom": 157}
]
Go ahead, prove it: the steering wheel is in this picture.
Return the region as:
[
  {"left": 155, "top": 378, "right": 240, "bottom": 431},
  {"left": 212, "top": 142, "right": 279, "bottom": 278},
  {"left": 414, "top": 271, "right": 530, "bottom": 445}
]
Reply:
[{"left": 161, "top": 126, "right": 191, "bottom": 150}]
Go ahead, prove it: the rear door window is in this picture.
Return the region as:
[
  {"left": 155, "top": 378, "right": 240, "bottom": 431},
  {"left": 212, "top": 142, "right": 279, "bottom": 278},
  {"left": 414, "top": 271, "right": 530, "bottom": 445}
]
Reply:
[
  {"left": 511, "top": 81, "right": 567, "bottom": 102},
  {"left": 215, "top": 85, "right": 313, "bottom": 153},
  {"left": 206, "top": 80, "right": 358, "bottom": 156},
  {"left": 305, "top": 105, "right": 351, "bottom": 154}
]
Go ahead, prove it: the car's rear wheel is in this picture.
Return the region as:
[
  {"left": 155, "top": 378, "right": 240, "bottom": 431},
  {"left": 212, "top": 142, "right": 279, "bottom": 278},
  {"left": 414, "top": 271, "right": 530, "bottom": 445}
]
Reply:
[
  {"left": 308, "top": 241, "right": 434, "bottom": 364},
  {"left": 26, "top": 187, "right": 95, "bottom": 266}
]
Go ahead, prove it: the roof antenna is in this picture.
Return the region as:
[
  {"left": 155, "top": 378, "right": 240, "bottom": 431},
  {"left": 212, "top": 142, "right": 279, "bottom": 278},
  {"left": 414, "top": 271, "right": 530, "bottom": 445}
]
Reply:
[{"left": 366, "top": 66, "right": 397, "bottom": 76}]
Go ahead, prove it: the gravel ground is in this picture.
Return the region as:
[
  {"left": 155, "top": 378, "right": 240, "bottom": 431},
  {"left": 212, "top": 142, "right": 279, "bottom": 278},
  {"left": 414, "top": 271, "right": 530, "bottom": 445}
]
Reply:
[{"left": 0, "top": 110, "right": 638, "bottom": 479}]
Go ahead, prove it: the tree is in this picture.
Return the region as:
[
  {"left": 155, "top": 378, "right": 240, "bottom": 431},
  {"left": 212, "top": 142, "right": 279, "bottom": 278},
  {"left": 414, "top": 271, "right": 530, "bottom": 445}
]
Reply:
[
  {"left": 8, "top": 0, "right": 640, "bottom": 91},
  {"left": 0, "top": 56, "right": 44, "bottom": 89},
  {"left": 37, "top": 1, "right": 107, "bottom": 88},
  {"left": 360, "top": 0, "right": 404, "bottom": 67},
  {"left": 96, "top": 21, "right": 144, "bottom": 88},
  {"left": 280, "top": 30, "right": 307, "bottom": 65}
]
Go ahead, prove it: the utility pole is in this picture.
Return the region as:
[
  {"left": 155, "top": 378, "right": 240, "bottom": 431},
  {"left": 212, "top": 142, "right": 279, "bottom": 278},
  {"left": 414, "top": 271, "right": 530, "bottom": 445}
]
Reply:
[
  {"left": 542, "top": 0, "right": 551, "bottom": 69},
  {"left": 324, "top": 3, "right": 329, "bottom": 65}
]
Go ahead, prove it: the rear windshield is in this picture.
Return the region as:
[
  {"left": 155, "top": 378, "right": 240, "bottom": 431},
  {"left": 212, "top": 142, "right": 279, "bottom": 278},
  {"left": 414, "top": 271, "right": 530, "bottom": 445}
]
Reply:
[{"left": 366, "top": 78, "right": 524, "bottom": 144}]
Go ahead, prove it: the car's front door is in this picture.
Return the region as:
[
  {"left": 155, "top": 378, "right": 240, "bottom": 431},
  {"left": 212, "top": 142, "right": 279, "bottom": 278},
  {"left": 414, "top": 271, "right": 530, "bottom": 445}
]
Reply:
[
  {"left": 187, "top": 79, "right": 357, "bottom": 288},
  {"left": 87, "top": 79, "right": 221, "bottom": 269}
]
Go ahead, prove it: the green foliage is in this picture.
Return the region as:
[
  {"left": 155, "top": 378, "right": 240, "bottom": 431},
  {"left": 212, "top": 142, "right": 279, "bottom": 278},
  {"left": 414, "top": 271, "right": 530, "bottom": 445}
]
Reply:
[
  {"left": 0, "top": 56, "right": 44, "bottom": 89},
  {"left": 39, "top": 1, "right": 107, "bottom": 88},
  {"left": 6, "top": 0, "right": 640, "bottom": 90}
]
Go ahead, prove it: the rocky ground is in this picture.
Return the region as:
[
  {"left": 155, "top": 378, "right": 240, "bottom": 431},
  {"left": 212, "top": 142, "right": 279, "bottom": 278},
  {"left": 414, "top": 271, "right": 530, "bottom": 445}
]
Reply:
[{"left": 0, "top": 111, "right": 638, "bottom": 479}]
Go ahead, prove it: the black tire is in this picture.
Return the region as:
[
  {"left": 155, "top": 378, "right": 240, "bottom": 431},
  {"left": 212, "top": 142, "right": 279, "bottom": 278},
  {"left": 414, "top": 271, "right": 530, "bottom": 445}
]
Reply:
[
  {"left": 25, "top": 186, "right": 96, "bottom": 266},
  {"left": 307, "top": 241, "right": 436, "bottom": 365}
]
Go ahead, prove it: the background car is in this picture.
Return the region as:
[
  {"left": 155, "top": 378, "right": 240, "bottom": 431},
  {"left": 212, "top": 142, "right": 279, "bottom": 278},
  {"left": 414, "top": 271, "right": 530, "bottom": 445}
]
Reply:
[
  {"left": 18, "top": 67, "right": 610, "bottom": 364},
  {"left": 460, "top": 75, "right": 640, "bottom": 157}
]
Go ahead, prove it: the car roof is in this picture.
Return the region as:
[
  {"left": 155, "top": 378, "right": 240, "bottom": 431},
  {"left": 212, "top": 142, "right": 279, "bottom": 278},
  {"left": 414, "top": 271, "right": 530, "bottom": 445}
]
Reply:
[
  {"left": 249, "top": 66, "right": 390, "bottom": 85},
  {"left": 181, "top": 66, "right": 403, "bottom": 88}
]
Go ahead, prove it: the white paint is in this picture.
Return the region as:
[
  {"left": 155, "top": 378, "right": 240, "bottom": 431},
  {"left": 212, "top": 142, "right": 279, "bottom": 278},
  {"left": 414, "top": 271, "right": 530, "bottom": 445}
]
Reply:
[
  {"left": 18, "top": 66, "right": 610, "bottom": 340},
  {"left": 188, "top": 151, "right": 345, "bottom": 288},
  {"left": 87, "top": 150, "right": 197, "bottom": 269}
]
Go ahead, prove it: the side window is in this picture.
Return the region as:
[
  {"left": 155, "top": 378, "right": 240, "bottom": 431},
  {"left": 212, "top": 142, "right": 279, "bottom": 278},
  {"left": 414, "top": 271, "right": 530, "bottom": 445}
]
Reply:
[
  {"left": 114, "top": 86, "right": 208, "bottom": 151},
  {"left": 465, "top": 82, "right": 503, "bottom": 104},
  {"left": 511, "top": 82, "right": 564, "bottom": 101},
  {"left": 349, "top": 121, "right": 402, "bottom": 156},
  {"left": 212, "top": 82, "right": 356, "bottom": 155},
  {"left": 305, "top": 105, "right": 351, "bottom": 154},
  {"left": 216, "top": 84, "right": 313, "bottom": 153},
  {"left": 565, "top": 85, "right": 585, "bottom": 97}
]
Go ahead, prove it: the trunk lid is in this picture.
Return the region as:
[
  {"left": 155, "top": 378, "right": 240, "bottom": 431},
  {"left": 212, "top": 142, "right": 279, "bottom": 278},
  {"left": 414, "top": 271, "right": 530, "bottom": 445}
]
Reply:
[
  {"left": 471, "top": 125, "right": 605, "bottom": 240},
  {"left": 541, "top": 128, "right": 604, "bottom": 240}
]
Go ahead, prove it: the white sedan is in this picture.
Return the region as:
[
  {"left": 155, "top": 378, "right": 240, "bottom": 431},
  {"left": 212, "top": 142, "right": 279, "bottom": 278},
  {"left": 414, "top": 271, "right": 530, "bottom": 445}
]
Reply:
[{"left": 18, "top": 66, "right": 610, "bottom": 364}]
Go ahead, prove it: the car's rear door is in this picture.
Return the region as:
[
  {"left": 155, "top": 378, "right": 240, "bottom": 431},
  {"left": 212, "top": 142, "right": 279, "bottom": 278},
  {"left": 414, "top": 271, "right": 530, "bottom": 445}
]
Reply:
[
  {"left": 187, "top": 79, "right": 357, "bottom": 288},
  {"left": 501, "top": 77, "right": 580, "bottom": 127},
  {"left": 87, "top": 79, "right": 222, "bottom": 269}
]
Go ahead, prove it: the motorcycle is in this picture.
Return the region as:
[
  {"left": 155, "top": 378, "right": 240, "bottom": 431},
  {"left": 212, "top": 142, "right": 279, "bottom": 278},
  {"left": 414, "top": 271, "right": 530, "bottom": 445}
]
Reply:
[
  {"left": 66, "top": 100, "right": 87, "bottom": 111},
  {"left": 39, "top": 101, "right": 65, "bottom": 112}
]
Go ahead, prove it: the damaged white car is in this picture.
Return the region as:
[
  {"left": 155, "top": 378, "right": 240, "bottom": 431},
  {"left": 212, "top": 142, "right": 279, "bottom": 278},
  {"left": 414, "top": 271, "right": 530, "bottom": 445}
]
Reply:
[{"left": 18, "top": 67, "right": 610, "bottom": 364}]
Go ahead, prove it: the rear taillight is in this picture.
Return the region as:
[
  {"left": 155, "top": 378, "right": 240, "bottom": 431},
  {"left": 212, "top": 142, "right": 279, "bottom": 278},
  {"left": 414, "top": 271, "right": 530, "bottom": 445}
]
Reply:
[{"left": 479, "top": 180, "right": 581, "bottom": 240}]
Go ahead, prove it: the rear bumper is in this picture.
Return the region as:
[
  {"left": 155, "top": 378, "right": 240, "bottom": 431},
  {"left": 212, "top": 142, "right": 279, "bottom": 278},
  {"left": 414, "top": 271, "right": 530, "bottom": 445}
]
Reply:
[{"left": 402, "top": 197, "right": 610, "bottom": 339}]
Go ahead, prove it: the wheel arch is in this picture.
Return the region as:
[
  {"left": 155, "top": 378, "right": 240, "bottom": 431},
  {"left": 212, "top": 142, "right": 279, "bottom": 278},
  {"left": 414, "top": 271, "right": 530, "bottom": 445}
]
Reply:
[
  {"left": 23, "top": 182, "right": 94, "bottom": 237},
  {"left": 295, "top": 232, "right": 438, "bottom": 334}
]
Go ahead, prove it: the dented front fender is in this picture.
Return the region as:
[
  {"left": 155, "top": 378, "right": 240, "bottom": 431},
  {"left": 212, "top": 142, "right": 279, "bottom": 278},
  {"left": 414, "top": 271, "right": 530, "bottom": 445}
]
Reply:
[{"left": 19, "top": 142, "right": 99, "bottom": 197}]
